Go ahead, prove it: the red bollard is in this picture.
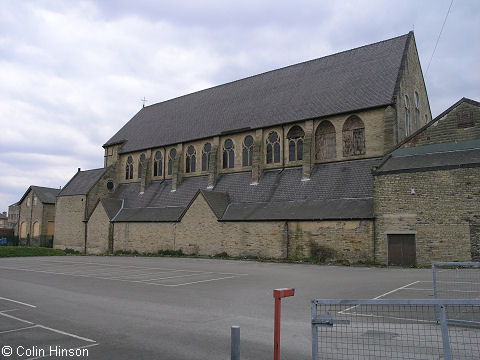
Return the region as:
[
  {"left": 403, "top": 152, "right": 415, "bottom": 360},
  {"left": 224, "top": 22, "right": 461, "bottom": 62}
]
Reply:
[{"left": 273, "top": 288, "right": 295, "bottom": 360}]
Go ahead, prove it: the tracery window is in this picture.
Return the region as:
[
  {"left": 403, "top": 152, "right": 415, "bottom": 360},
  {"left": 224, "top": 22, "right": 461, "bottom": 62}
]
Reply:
[
  {"left": 405, "top": 95, "right": 411, "bottom": 136},
  {"left": 125, "top": 156, "right": 133, "bottom": 180},
  {"left": 242, "top": 136, "right": 254, "bottom": 166},
  {"left": 202, "top": 143, "right": 211, "bottom": 171},
  {"left": 266, "top": 131, "right": 280, "bottom": 164},
  {"left": 222, "top": 139, "right": 235, "bottom": 169},
  {"left": 185, "top": 146, "right": 196, "bottom": 173},
  {"left": 287, "top": 126, "right": 304, "bottom": 162},
  {"left": 153, "top": 151, "right": 162, "bottom": 177},
  {"left": 138, "top": 153, "right": 146, "bottom": 179},
  {"left": 315, "top": 121, "right": 336, "bottom": 160},
  {"left": 342, "top": 116, "right": 365, "bottom": 157},
  {"left": 168, "top": 149, "right": 176, "bottom": 175}
]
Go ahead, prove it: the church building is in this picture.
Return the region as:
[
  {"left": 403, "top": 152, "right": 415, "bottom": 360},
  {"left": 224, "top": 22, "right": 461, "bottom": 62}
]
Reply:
[{"left": 53, "top": 32, "right": 478, "bottom": 266}]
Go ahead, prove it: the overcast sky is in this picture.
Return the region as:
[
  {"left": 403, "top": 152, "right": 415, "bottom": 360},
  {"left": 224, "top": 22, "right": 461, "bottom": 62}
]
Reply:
[{"left": 0, "top": 0, "right": 479, "bottom": 212}]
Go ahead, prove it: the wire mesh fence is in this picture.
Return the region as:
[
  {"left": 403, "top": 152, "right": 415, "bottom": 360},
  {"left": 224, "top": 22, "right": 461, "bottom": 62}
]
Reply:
[
  {"left": 311, "top": 299, "right": 480, "bottom": 360},
  {"left": 0, "top": 235, "right": 53, "bottom": 248},
  {"left": 432, "top": 262, "right": 480, "bottom": 300}
]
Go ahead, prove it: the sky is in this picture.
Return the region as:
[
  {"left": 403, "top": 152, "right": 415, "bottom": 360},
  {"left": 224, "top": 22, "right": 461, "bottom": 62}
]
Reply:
[{"left": 0, "top": 0, "right": 479, "bottom": 212}]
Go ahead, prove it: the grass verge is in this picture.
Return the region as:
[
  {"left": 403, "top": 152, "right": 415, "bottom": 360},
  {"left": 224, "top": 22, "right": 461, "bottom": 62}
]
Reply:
[{"left": 0, "top": 246, "right": 66, "bottom": 257}]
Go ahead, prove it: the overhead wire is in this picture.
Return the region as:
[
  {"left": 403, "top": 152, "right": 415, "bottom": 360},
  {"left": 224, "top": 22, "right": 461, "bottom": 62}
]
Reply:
[{"left": 426, "top": 0, "right": 454, "bottom": 74}]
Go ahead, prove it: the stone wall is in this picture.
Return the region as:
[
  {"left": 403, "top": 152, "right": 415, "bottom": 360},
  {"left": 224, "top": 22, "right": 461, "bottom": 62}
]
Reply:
[
  {"left": 403, "top": 100, "right": 480, "bottom": 147},
  {"left": 108, "top": 193, "right": 374, "bottom": 263},
  {"left": 395, "top": 35, "right": 431, "bottom": 142},
  {"left": 287, "top": 220, "right": 374, "bottom": 263},
  {"left": 374, "top": 167, "right": 480, "bottom": 265},
  {"left": 86, "top": 202, "right": 110, "bottom": 254},
  {"left": 53, "top": 195, "right": 86, "bottom": 251}
]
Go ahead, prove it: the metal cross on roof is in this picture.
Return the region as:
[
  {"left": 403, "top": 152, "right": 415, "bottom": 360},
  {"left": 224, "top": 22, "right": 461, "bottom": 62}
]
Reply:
[{"left": 141, "top": 96, "right": 147, "bottom": 108}]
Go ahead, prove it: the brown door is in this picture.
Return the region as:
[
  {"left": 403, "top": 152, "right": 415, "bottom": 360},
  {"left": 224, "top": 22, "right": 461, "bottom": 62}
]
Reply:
[{"left": 388, "top": 234, "right": 416, "bottom": 266}]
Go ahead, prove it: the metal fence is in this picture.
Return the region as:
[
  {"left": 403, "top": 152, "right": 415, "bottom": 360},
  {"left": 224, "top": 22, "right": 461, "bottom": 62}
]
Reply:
[
  {"left": 0, "top": 235, "right": 53, "bottom": 248},
  {"left": 311, "top": 299, "right": 480, "bottom": 360},
  {"left": 432, "top": 262, "right": 480, "bottom": 300}
]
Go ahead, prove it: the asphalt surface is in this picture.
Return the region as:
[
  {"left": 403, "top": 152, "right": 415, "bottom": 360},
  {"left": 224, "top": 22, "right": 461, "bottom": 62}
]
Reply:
[{"left": 0, "top": 256, "right": 434, "bottom": 359}]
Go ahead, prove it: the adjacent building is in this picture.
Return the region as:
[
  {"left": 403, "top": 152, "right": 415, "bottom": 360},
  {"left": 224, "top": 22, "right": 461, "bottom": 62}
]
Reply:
[{"left": 17, "top": 186, "right": 60, "bottom": 245}]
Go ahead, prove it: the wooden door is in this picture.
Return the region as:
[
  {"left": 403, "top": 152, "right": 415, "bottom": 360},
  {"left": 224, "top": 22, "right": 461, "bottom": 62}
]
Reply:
[{"left": 388, "top": 234, "right": 416, "bottom": 266}]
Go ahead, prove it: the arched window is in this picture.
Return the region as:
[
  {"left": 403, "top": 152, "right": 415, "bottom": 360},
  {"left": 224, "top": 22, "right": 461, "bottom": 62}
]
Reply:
[
  {"left": 287, "top": 126, "right": 304, "bottom": 162},
  {"left": 20, "top": 222, "right": 28, "bottom": 238},
  {"left": 414, "top": 91, "right": 420, "bottom": 127},
  {"left": 202, "top": 143, "right": 211, "bottom": 171},
  {"left": 266, "top": 131, "right": 280, "bottom": 164},
  {"left": 223, "top": 139, "right": 235, "bottom": 169},
  {"left": 242, "top": 136, "right": 254, "bottom": 166},
  {"left": 168, "top": 149, "right": 176, "bottom": 175},
  {"left": 32, "top": 221, "right": 40, "bottom": 237},
  {"left": 125, "top": 156, "right": 133, "bottom": 180},
  {"left": 138, "top": 153, "right": 146, "bottom": 179},
  {"left": 185, "top": 146, "right": 196, "bottom": 173},
  {"left": 343, "top": 116, "right": 365, "bottom": 156},
  {"left": 315, "top": 121, "right": 336, "bottom": 160},
  {"left": 405, "top": 95, "right": 411, "bottom": 136},
  {"left": 153, "top": 151, "right": 162, "bottom": 177}
]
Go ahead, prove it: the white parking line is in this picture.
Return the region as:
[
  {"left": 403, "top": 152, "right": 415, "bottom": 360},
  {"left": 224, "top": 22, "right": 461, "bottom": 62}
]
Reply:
[
  {"left": 0, "top": 265, "right": 246, "bottom": 287},
  {"left": 0, "top": 325, "right": 38, "bottom": 334},
  {"left": 0, "top": 296, "right": 36, "bottom": 308}
]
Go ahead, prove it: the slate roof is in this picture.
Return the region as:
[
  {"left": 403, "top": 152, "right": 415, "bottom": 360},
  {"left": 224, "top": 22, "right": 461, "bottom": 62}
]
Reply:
[
  {"left": 110, "top": 158, "right": 380, "bottom": 222},
  {"left": 375, "top": 140, "right": 480, "bottom": 174},
  {"left": 100, "top": 199, "right": 123, "bottom": 220},
  {"left": 18, "top": 186, "right": 61, "bottom": 205},
  {"left": 222, "top": 198, "right": 373, "bottom": 221},
  {"left": 105, "top": 33, "right": 412, "bottom": 154},
  {"left": 198, "top": 190, "right": 229, "bottom": 219},
  {"left": 58, "top": 168, "right": 107, "bottom": 196},
  {"left": 0, "top": 213, "right": 7, "bottom": 220}
]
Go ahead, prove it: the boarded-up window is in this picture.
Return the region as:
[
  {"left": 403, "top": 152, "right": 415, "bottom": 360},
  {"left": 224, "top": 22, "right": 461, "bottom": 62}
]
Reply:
[
  {"left": 47, "top": 221, "right": 54, "bottom": 236},
  {"left": 20, "top": 222, "right": 28, "bottom": 238},
  {"left": 32, "top": 221, "right": 40, "bottom": 237},
  {"left": 457, "top": 110, "right": 475, "bottom": 128},
  {"left": 343, "top": 116, "right": 365, "bottom": 157},
  {"left": 315, "top": 121, "right": 336, "bottom": 160}
]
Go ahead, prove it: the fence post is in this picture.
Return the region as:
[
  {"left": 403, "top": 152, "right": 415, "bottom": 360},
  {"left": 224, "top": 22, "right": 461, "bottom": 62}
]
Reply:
[
  {"left": 231, "top": 326, "right": 240, "bottom": 360},
  {"left": 311, "top": 300, "right": 318, "bottom": 360},
  {"left": 439, "top": 305, "right": 452, "bottom": 360},
  {"left": 273, "top": 288, "right": 295, "bottom": 360}
]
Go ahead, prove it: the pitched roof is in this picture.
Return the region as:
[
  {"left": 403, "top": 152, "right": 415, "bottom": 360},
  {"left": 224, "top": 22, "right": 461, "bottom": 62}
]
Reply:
[
  {"left": 58, "top": 168, "right": 107, "bottom": 196},
  {"left": 0, "top": 213, "right": 7, "bottom": 220},
  {"left": 100, "top": 199, "right": 123, "bottom": 220},
  {"left": 222, "top": 198, "right": 373, "bottom": 221},
  {"left": 110, "top": 158, "right": 380, "bottom": 222},
  {"left": 105, "top": 33, "right": 412, "bottom": 154},
  {"left": 375, "top": 140, "right": 480, "bottom": 174},
  {"left": 198, "top": 190, "right": 229, "bottom": 219},
  {"left": 18, "top": 186, "right": 61, "bottom": 205}
]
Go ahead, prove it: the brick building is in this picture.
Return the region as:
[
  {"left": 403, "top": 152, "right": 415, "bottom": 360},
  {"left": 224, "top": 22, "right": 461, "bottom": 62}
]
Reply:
[{"left": 54, "top": 32, "right": 474, "bottom": 265}]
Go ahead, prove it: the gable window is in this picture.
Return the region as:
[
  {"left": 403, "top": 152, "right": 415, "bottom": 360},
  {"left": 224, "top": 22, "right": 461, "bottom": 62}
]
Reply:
[
  {"left": 26, "top": 197, "right": 31, "bottom": 207},
  {"left": 315, "top": 121, "right": 336, "bottom": 160},
  {"left": 168, "top": 149, "right": 176, "bottom": 175},
  {"left": 33, "top": 195, "right": 37, "bottom": 206},
  {"left": 414, "top": 91, "right": 420, "bottom": 127},
  {"left": 405, "top": 95, "right": 411, "bottom": 136},
  {"left": 185, "top": 146, "right": 196, "bottom": 173},
  {"left": 242, "top": 136, "right": 254, "bottom": 166},
  {"left": 457, "top": 110, "right": 475, "bottom": 128},
  {"left": 125, "top": 156, "right": 133, "bottom": 180},
  {"left": 202, "top": 143, "right": 211, "bottom": 171},
  {"left": 222, "top": 139, "right": 235, "bottom": 169},
  {"left": 343, "top": 115, "right": 365, "bottom": 157},
  {"left": 266, "top": 131, "right": 280, "bottom": 164},
  {"left": 287, "top": 125, "right": 304, "bottom": 162},
  {"left": 138, "top": 153, "right": 146, "bottom": 179},
  {"left": 153, "top": 151, "right": 162, "bottom": 177}
]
